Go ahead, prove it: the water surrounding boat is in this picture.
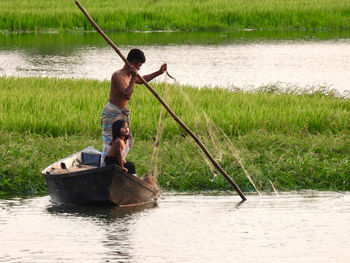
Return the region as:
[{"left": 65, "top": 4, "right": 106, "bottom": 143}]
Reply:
[
  {"left": 1, "top": 192, "right": 349, "bottom": 262},
  {"left": 1, "top": 32, "right": 349, "bottom": 92},
  {"left": 1, "top": 32, "right": 350, "bottom": 262}
]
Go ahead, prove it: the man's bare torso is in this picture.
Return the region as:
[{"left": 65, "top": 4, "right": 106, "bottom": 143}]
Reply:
[{"left": 109, "top": 69, "right": 132, "bottom": 109}]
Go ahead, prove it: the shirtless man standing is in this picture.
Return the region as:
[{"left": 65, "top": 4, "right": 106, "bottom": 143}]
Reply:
[{"left": 101, "top": 48, "right": 167, "bottom": 166}]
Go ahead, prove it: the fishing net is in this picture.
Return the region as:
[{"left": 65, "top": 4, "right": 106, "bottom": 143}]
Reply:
[{"left": 148, "top": 71, "right": 279, "bottom": 195}]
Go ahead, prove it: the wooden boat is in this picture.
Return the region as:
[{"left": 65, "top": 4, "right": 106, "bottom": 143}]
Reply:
[{"left": 42, "top": 146, "right": 159, "bottom": 206}]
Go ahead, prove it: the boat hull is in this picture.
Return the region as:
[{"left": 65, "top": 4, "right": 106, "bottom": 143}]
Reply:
[
  {"left": 42, "top": 147, "right": 159, "bottom": 206},
  {"left": 109, "top": 171, "right": 159, "bottom": 206},
  {"left": 43, "top": 166, "right": 115, "bottom": 205}
]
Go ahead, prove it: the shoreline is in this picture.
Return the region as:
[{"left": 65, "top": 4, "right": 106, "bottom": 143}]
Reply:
[{"left": 2, "top": 28, "right": 350, "bottom": 35}]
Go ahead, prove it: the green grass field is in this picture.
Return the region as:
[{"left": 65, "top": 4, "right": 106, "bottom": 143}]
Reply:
[
  {"left": 1, "top": 77, "right": 350, "bottom": 138},
  {"left": 1, "top": 0, "right": 349, "bottom": 32},
  {"left": 1, "top": 76, "right": 349, "bottom": 195}
]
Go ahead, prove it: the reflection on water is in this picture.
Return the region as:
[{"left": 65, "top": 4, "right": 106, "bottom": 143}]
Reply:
[
  {"left": 0, "top": 32, "right": 350, "bottom": 92},
  {"left": 2, "top": 31, "right": 350, "bottom": 52},
  {"left": 46, "top": 201, "right": 158, "bottom": 218},
  {"left": 0, "top": 192, "right": 350, "bottom": 262}
]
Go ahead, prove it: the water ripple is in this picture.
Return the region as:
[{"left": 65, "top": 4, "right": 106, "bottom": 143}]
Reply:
[{"left": 0, "top": 192, "right": 349, "bottom": 262}]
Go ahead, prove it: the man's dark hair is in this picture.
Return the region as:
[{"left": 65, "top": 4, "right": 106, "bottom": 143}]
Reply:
[{"left": 127, "top": 48, "right": 146, "bottom": 63}]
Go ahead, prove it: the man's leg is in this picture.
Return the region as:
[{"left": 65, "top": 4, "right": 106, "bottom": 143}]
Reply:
[{"left": 101, "top": 107, "right": 114, "bottom": 167}]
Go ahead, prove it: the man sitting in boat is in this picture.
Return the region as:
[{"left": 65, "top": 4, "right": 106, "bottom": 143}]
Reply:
[
  {"left": 101, "top": 48, "right": 167, "bottom": 166},
  {"left": 105, "top": 119, "right": 135, "bottom": 173}
]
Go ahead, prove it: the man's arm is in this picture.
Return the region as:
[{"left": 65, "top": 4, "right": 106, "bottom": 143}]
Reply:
[
  {"left": 136, "top": 63, "right": 167, "bottom": 84},
  {"left": 124, "top": 73, "right": 136, "bottom": 100}
]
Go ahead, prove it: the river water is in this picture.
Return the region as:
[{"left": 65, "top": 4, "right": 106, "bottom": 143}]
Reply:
[
  {"left": 0, "top": 32, "right": 349, "bottom": 92},
  {"left": 1, "top": 192, "right": 350, "bottom": 262},
  {"left": 1, "top": 32, "right": 350, "bottom": 262}
]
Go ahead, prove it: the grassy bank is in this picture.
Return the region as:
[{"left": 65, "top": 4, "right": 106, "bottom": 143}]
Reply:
[
  {"left": 1, "top": 76, "right": 350, "bottom": 195},
  {"left": 1, "top": 77, "right": 350, "bottom": 138},
  {"left": 0, "top": 0, "right": 349, "bottom": 32}
]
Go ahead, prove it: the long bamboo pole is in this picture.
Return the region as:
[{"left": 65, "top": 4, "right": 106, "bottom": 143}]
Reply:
[{"left": 75, "top": 0, "right": 247, "bottom": 201}]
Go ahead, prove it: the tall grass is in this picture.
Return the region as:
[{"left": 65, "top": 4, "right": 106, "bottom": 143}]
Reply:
[
  {"left": 0, "top": 0, "right": 349, "bottom": 32},
  {"left": 1, "top": 76, "right": 350, "bottom": 195},
  {"left": 1, "top": 77, "right": 350, "bottom": 139},
  {"left": 1, "top": 127, "right": 349, "bottom": 195}
]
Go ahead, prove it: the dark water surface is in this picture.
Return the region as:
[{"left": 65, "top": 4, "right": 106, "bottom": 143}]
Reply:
[
  {"left": 1, "top": 32, "right": 349, "bottom": 92},
  {"left": 1, "top": 192, "right": 349, "bottom": 262}
]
